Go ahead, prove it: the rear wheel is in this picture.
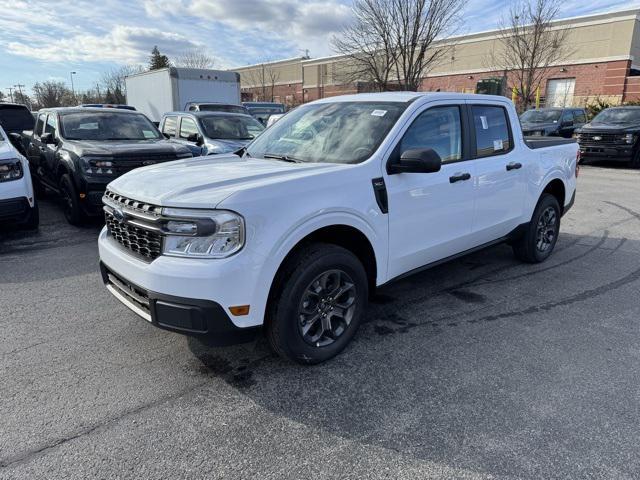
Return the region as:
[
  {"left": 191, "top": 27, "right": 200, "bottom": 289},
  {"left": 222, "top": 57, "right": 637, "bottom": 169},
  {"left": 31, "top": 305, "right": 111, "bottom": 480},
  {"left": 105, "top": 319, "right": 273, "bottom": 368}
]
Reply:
[
  {"left": 266, "top": 243, "right": 368, "bottom": 364},
  {"left": 512, "top": 193, "right": 561, "bottom": 263},
  {"left": 59, "top": 174, "right": 85, "bottom": 226}
]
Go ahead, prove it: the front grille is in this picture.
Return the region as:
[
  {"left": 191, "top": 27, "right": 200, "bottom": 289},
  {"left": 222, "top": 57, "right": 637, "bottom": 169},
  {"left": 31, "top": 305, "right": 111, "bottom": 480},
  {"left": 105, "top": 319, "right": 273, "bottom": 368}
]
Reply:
[
  {"left": 578, "top": 133, "right": 621, "bottom": 146},
  {"left": 107, "top": 153, "right": 182, "bottom": 176},
  {"left": 104, "top": 189, "right": 163, "bottom": 260},
  {"left": 105, "top": 268, "right": 151, "bottom": 320}
]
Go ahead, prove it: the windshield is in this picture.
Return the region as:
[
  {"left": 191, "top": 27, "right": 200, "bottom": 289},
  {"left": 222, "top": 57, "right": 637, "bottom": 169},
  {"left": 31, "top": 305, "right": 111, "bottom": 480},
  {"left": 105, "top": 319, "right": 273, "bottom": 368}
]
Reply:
[
  {"left": 592, "top": 108, "right": 640, "bottom": 124},
  {"left": 198, "top": 104, "right": 247, "bottom": 114},
  {"left": 0, "top": 106, "right": 35, "bottom": 132},
  {"left": 60, "top": 112, "right": 162, "bottom": 141},
  {"left": 520, "top": 110, "right": 562, "bottom": 123},
  {"left": 246, "top": 102, "right": 406, "bottom": 164},
  {"left": 200, "top": 115, "right": 265, "bottom": 140}
]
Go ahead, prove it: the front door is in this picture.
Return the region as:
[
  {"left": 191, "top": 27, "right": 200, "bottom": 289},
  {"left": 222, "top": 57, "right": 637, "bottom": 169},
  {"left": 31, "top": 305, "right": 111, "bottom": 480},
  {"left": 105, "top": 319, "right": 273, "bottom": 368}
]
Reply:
[{"left": 385, "top": 103, "right": 477, "bottom": 279}]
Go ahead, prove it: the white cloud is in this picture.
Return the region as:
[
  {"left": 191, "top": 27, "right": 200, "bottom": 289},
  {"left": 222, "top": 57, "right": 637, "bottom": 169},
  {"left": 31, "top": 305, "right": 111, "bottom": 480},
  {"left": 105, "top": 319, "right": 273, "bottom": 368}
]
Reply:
[{"left": 6, "top": 25, "right": 201, "bottom": 64}]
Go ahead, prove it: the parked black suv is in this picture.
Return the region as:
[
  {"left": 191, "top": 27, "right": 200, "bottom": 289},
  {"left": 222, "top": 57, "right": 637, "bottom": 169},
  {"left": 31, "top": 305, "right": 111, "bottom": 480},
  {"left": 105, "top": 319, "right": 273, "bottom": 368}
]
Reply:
[
  {"left": 576, "top": 106, "right": 640, "bottom": 168},
  {"left": 520, "top": 107, "right": 587, "bottom": 138},
  {"left": 0, "top": 103, "right": 36, "bottom": 152},
  {"left": 27, "top": 108, "right": 192, "bottom": 224}
]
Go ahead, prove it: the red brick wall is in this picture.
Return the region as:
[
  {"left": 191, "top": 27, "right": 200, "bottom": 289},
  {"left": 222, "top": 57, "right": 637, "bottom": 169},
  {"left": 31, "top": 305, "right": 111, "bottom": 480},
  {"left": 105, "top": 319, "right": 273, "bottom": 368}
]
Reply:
[{"left": 625, "top": 77, "right": 640, "bottom": 102}]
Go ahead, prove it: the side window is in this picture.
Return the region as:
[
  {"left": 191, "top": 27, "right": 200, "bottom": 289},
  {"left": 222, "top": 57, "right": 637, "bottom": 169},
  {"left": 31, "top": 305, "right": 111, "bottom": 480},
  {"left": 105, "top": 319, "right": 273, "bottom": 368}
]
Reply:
[
  {"left": 162, "top": 116, "right": 177, "bottom": 137},
  {"left": 399, "top": 106, "right": 462, "bottom": 163},
  {"left": 574, "top": 110, "right": 587, "bottom": 124},
  {"left": 179, "top": 117, "right": 199, "bottom": 140},
  {"left": 471, "top": 105, "right": 511, "bottom": 158},
  {"left": 561, "top": 111, "right": 573, "bottom": 124},
  {"left": 35, "top": 114, "right": 46, "bottom": 137},
  {"left": 44, "top": 114, "right": 57, "bottom": 136}
]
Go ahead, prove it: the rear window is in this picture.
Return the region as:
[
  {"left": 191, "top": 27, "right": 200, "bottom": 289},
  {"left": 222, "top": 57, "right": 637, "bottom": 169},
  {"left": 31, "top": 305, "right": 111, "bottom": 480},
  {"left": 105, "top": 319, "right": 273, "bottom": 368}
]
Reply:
[
  {"left": 0, "top": 106, "right": 35, "bottom": 132},
  {"left": 472, "top": 105, "right": 512, "bottom": 157},
  {"left": 198, "top": 104, "right": 247, "bottom": 114}
]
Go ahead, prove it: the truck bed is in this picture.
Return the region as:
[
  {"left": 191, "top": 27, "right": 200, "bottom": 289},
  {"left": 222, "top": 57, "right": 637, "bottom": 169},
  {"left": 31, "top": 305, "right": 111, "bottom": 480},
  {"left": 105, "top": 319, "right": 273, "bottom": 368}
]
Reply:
[{"left": 524, "top": 137, "right": 577, "bottom": 149}]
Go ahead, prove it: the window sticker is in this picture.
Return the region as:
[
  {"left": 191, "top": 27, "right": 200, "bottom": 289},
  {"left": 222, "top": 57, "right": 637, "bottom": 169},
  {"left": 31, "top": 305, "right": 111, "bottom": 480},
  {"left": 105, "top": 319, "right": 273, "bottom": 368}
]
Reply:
[
  {"left": 493, "top": 139, "right": 504, "bottom": 151},
  {"left": 371, "top": 110, "right": 387, "bottom": 117},
  {"left": 143, "top": 130, "right": 155, "bottom": 138},
  {"left": 480, "top": 116, "right": 488, "bottom": 129}
]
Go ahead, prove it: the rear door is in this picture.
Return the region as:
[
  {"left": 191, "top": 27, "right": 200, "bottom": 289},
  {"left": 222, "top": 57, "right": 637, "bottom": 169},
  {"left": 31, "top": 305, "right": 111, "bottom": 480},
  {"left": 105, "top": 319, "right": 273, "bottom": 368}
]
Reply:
[
  {"left": 385, "top": 102, "right": 477, "bottom": 278},
  {"left": 467, "top": 102, "right": 526, "bottom": 244}
]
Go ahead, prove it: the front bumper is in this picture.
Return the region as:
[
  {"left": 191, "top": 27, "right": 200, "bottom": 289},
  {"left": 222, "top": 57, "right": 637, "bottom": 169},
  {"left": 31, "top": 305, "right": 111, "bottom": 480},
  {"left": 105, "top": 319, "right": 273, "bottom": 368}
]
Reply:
[
  {"left": 0, "top": 196, "right": 31, "bottom": 223},
  {"left": 579, "top": 144, "right": 633, "bottom": 160},
  {"left": 100, "top": 262, "right": 259, "bottom": 345}
]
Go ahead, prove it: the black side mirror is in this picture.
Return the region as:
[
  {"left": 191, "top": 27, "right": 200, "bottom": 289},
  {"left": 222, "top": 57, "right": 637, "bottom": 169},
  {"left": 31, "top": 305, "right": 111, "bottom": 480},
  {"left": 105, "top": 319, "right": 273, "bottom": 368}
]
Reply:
[
  {"left": 187, "top": 133, "right": 204, "bottom": 146},
  {"left": 388, "top": 148, "right": 442, "bottom": 174},
  {"left": 41, "top": 132, "right": 56, "bottom": 145},
  {"left": 162, "top": 132, "right": 170, "bottom": 139},
  {"left": 8, "top": 133, "right": 27, "bottom": 156}
]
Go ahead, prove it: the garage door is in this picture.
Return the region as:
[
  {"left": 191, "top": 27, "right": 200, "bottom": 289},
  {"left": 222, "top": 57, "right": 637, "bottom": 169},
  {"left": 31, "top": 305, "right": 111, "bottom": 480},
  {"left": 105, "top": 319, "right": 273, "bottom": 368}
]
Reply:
[{"left": 546, "top": 78, "right": 575, "bottom": 107}]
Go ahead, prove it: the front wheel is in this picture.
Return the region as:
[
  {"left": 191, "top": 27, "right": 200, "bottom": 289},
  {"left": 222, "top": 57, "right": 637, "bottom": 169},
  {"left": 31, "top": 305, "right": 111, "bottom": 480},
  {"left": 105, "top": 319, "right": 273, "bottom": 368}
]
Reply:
[
  {"left": 630, "top": 149, "right": 640, "bottom": 169},
  {"left": 59, "top": 174, "right": 85, "bottom": 226},
  {"left": 266, "top": 243, "right": 369, "bottom": 364},
  {"left": 512, "top": 193, "right": 561, "bottom": 263}
]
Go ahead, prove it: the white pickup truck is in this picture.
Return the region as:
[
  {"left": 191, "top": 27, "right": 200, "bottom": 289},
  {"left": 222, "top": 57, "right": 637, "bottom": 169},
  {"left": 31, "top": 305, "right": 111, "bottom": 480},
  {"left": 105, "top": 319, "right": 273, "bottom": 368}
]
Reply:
[{"left": 98, "top": 92, "right": 578, "bottom": 364}]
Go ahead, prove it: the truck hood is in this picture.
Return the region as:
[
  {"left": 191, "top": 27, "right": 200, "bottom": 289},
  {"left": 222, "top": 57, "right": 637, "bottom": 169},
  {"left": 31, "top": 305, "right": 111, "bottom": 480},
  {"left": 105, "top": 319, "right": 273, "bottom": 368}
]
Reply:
[
  {"left": 107, "top": 154, "right": 343, "bottom": 208},
  {"left": 0, "top": 139, "right": 17, "bottom": 160},
  {"left": 65, "top": 139, "right": 190, "bottom": 157},
  {"left": 579, "top": 122, "right": 640, "bottom": 133}
]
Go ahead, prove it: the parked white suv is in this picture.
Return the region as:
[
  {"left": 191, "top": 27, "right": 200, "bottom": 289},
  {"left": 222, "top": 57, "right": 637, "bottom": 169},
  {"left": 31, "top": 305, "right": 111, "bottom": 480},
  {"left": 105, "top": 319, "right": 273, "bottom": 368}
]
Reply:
[
  {"left": 99, "top": 93, "right": 578, "bottom": 363},
  {"left": 0, "top": 125, "right": 38, "bottom": 229}
]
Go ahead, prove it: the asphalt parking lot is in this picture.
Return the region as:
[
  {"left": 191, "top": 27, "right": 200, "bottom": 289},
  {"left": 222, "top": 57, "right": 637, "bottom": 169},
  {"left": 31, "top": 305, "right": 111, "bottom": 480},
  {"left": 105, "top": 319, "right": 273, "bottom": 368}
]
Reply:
[{"left": 1, "top": 163, "right": 640, "bottom": 479}]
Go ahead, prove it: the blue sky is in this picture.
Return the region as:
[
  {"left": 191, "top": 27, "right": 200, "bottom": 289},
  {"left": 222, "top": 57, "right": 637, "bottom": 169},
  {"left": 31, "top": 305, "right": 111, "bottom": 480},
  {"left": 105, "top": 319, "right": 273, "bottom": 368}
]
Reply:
[{"left": 0, "top": 0, "right": 638, "bottom": 97}]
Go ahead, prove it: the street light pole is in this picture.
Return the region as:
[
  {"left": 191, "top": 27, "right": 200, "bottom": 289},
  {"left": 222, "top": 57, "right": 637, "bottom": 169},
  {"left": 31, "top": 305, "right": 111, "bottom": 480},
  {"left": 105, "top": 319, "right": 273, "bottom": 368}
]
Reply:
[
  {"left": 13, "top": 84, "right": 25, "bottom": 104},
  {"left": 70, "top": 71, "right": 77, "bottom": 101}
]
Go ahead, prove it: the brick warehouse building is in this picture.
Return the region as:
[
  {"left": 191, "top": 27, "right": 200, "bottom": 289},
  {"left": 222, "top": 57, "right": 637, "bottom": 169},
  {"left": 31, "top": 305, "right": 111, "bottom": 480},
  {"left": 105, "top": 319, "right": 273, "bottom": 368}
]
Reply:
[{"left": 234, "top": 8, "right": 640, "bottom": 108}]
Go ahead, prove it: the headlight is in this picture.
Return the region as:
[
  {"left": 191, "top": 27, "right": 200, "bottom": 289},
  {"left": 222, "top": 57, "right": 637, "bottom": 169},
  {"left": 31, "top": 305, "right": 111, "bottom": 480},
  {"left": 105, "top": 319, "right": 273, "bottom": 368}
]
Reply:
[
  {"left": 622, "top": 133, "right": 636, "bottom": 145},
  {"left": 0, "top": 158, "right": 23, "bottom": 182},
  {"left": 161, "top": 208, "right": 244, "bottom": 258},
  {"left": 80, "top": 156, "right": 116, "bottom": 176}
]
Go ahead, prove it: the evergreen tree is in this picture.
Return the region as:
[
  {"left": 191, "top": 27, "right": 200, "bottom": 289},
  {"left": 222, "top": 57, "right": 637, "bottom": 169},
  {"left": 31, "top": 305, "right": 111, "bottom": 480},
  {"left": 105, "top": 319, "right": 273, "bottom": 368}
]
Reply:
[{"left": 149, "top": 46, "right": 171, "bottom": 70}]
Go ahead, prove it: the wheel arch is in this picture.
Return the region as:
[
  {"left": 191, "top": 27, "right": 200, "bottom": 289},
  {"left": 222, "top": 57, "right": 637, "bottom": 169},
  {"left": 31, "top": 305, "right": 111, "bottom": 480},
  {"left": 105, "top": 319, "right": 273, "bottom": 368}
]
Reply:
[{"left": 541, "top": 177, "right": 566, "bottom": 213}]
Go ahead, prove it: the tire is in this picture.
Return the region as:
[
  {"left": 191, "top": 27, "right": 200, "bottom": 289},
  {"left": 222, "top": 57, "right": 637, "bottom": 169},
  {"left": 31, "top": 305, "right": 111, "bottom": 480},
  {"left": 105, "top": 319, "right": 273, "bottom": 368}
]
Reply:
[
  {"left": 32, "top": 175, "right": 46, "bottom": 198},
  {"left": 266, "top": 243, "right": 369, "bottom": 364},
  {"left": 512, "top": 193, "right": 561, "bottom": 264},
  {"left": 59, "top": 173, "right": 85, "bottom": 226},
  {"left": 21, "top": 198, "right": 39, "bottom": 230}
]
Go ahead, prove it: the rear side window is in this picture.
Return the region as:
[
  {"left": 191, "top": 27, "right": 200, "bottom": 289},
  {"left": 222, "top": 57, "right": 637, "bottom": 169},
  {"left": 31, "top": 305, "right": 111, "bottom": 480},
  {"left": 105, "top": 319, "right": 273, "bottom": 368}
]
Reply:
[
  {"left": 179, "top": 117, "right": 198, "bottom": 139},
  {"left": 574, "top": 110, "right": 587, "bottom": 123},
  {"left": 561, "top": 111, "right": 573, "bottom": 124},
  {"left": 35, "top": 114, "right": 46, "bottom": 137},
  {"left": 44, "top": 115, "right": 57, "bottom": 136},
  {"left": 162, "top": 116, "right": 177, "bottom": 137},
  {"left": 400, "top": 106, "right": 462, "bottom": 163},
  {"left": 0, "top": 105, "right": 34, "bottom": 131},
  {"left": 472, "top": 105, "right": 511, "bottom": 158}
]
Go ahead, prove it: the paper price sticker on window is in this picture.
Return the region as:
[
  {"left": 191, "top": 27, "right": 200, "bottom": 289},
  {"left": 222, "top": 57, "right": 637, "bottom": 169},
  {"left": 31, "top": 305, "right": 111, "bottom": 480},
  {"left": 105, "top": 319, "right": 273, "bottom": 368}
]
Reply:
[
  {"left": 371, "top": 110, "right": 387, "bottom": 117},
  {"left": 480, "top": 116, "right": 489, "bottom": 130},
  {"left": 493, "top": 139, "right": 504, "bottom": 151}
]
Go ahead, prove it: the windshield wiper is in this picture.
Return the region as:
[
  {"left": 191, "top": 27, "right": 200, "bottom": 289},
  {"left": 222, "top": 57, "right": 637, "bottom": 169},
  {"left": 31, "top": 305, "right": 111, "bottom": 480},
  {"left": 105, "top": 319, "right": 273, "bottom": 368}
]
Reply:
[{"left": 263, "top": 153, "right": 302, "bottom": 163}]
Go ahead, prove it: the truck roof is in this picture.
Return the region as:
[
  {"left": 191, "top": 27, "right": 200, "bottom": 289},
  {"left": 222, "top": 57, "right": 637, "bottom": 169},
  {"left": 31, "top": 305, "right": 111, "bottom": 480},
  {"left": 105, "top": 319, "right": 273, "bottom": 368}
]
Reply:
[
  {"left": 312, "top": 92, "right": 512, "bottom": 104},
  {"left": 164, "top": 111, "right": 255, "bottom": 118},
  {"left": 40, "top": 107, "right": 141, "bottom": 114}
]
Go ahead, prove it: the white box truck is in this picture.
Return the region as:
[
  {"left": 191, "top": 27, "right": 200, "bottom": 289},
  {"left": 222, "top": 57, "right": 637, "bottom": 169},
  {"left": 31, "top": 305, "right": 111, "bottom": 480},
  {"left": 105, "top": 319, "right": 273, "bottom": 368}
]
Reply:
[{"left": 125, "top": 68, "right": 241, "bottom": 123}]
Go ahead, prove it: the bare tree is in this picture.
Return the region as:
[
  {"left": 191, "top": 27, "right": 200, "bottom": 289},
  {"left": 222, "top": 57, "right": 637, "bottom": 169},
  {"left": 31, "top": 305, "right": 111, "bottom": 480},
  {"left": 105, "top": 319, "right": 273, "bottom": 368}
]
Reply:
[
  {"left": 241, "top": 62, "right": 281, "bottom": 101},
  {"left": 32, "top": 81, "right": 72, "bottom": 108},
  {"left": 265, "top": 66, "right": 280, "bottom": 102},
  {"left": 174, "top": 47, "right": 216, "bottom": 69},
  {"left": 333, "top": 0, "right": 467, "bottom": 92},
  {"left": 100, "top": 65, "right": 144, "bottom": 104},
  {"left": 494, "top": 0, "right": 573, "bottom": 111}
]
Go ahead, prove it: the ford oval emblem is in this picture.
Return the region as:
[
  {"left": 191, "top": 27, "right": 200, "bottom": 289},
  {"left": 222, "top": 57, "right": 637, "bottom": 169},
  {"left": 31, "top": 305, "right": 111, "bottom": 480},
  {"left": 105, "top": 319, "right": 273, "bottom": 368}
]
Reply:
[
  {"left": 112, "top": 208, "right": 126, "bottom": 223},
  {"left": 142, "top": 160, "right": 156, "bottom": 166},
  {"left": 593, "top": 136, "right": 601, "bottom": 141}
]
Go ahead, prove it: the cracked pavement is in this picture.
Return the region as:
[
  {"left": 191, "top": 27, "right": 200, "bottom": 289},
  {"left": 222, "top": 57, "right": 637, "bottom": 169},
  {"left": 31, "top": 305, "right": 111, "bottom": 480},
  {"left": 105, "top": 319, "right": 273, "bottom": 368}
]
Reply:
[{"left": 1, "top": 163, "right": 640, "bottom": 479}]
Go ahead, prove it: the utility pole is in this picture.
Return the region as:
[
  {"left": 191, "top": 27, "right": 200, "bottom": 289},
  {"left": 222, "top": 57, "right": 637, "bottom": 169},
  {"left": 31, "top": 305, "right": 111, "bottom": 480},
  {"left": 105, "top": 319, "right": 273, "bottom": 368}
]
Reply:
[
  {"left": 6, "top": 87, "right": 14, "bottom": 103},
  {"left": 14, "top": 84, "right": 25, "bottom": 104}
]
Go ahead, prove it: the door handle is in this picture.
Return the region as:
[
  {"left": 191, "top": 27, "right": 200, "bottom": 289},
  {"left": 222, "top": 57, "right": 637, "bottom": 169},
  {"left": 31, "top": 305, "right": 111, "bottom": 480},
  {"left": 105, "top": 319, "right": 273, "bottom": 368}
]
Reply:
[
  {"left": 506, "top": 162, "right": 522, "bottom": 171},
  {"left": 449, "top": 172, "right": 471, "bottom": 183}
]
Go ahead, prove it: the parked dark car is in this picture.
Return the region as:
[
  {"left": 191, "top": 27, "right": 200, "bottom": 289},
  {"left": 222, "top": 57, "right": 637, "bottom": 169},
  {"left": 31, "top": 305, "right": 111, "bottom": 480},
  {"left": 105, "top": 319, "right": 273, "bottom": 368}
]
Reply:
[
  {"left": 575, "top": 106, "right": 640, "bottom": 168},
  {"left": 0, "top": 103, "right": 36, "bottom": 151},
  {"left": 80, "top": 104, "right": 137, "bottom": 111},
  {"left": 242, "top": 102, "right": 285, "bottom": 125},
  {"left": 27, "top": 107, "right": 192, "bottom": 225},
  {"left": 520, "top": 107, "right": 587, "bottom": 138},
  {"left": 184, "top": 102, "right": 250, "bottom": 115},
  {"left": 160, "top": 111, "right": 265, "bottom": 156}
]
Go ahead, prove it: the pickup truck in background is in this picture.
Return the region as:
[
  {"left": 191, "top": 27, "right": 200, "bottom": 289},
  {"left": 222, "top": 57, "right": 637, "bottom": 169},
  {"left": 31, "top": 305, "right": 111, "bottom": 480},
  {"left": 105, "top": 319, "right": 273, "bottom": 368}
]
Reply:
[
  {"left": 27, "top": 107, "right": 192, "bottom": 225},
  {"left": 520, "top": 107, "right": 587, "bottom": 138},
  {"left": 575, "top": 106, "right": 640, "bottom": 168},
  {"left": 98, "top": 92, "right": 578, "bottom": 364}
]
